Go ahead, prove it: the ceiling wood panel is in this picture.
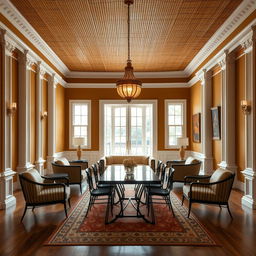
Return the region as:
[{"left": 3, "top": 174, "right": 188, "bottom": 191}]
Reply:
[{"left": 10, "top": 0, "right": 242, "bottom": 72}]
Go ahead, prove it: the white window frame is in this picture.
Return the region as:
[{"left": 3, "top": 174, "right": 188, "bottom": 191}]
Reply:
[
  {"left": 165, "top": 99, "right": 187, "bottom": 149},
  {"left": 69, "top": 100, "right": 91, "bottom": 149},
  {"left": 99, "top": 100, "right": 157, "bottom": 157}
]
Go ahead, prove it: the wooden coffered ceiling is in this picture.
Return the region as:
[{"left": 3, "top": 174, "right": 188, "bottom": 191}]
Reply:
[{"left": 10, "top": 0, "right": 242, "bottom": 72}]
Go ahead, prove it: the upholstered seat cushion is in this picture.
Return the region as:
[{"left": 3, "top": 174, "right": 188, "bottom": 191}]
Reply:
[
  {"left": 185, "top": 157, "right": 199, "bottom": 165},
  {"left": 183, "top": 184, "right": 215, "bottom": 200},
  {"left": 38, "top": 186, "right": 70, "bottom": 202},
  {"left": 55, "top": 157, "right": 70, "bottom": 166}
]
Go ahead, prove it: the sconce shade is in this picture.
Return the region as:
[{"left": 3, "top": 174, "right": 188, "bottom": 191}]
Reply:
[
  {"left": 177, "top": 137, "right": 189, "bottom": 147},
  {"left": 73, "top": 137, "right": 85, "bottom": 146}
]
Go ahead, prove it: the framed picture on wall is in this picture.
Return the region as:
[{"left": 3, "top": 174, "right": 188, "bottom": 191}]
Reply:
[
  {"left": 211, "top": 106, "right": 221, "bottom": 140},
  {"left": 192, "top": 113, "right": 201, "bottom": 143}
]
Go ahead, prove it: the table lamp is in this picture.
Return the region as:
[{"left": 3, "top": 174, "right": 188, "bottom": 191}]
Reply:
[
  {"left": 177, "top": 137, "right": 189, "bottom": 160},
  {"left": 73, "top": 137, "right": 85, "bottom": 160}
]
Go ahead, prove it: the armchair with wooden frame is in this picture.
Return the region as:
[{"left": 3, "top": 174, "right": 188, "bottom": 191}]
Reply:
[
  {"left": 52, "top": 157, "right": 88, "bottom": 194},
  {"left": 19, "top": 168, "right": 71, "bottom": 222},
  {"left": 182, "top": 168, "right": 235, "bottom": 218}
]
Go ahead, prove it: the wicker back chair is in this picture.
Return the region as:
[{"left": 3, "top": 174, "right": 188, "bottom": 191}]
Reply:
[
  {"left": 19, "top": 168, "right": 70, "bottom": 221},
  {"left": 182, "top": 168, "right": 235, "bottom": 218}
]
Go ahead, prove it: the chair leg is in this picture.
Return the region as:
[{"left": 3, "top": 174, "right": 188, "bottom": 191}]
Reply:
[
  {"left": 181, "top": 195, "right": 185, "bottom": 206},
  {"left": 227, "top": 203, "right": 233, "bottom": 219},
  {"left": 187, "top": 200, "right": 192, "bottom": 218},
  {"left": 21, "top": 204, "right": 28, "bottom": 222},
  {"left": 64, "top": 202, "right": 68, "bottom": 218},
  {"left": 85, "top": 196, "right": 92, "bottom": 218},
  {"left": 167, "top": 195, "right": 175, "bottom": 217},
  {"left": 68, "top": 198, "right": 71, "bottom": 208},
  {"left": 80, "top": 184, "right": 83, "bottom": 194},
  {"left": 105, "top": 195, "right": 111, "bottom": 224}
]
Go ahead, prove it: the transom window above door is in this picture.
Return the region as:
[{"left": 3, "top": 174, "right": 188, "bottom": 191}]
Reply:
[{"left": 102, "top": 101, "right": 156, "bottom": 156}]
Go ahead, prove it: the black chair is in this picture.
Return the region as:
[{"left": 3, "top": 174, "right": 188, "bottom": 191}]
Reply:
[
  {"left": 145, "top": 168, "right": 175, "bottom": 223},
  {"left": 85, "top": 168, "right": 114, "bottom": 224}
]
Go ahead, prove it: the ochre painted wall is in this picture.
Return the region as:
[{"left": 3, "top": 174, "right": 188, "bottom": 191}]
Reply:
[
  {"left": 64, "top": 88, "right": 191, "bottom": 151},
  {"left": 56, "top": 84, "right": 66, "bottom": 152},
  {"left": 235, "top": 53, "right": 245, "bottom": 182},
  {"left": 30, "top": 70, "right": 36, "bottom": 164},
  {"left": 190, "top": 81, "right": 202, "bottom": 153},
  {"left": 42, "top": 79, "right": 48, "bottom": 165},
  {"left": 212, "top": 66, "right": 222, "bottom": 170}
]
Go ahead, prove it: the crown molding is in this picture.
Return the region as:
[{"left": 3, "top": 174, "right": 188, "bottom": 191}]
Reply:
[
  {"left": 0, "top": 0, "right": 69, "bottom": 75},
  {"left": 66, "top": 82, "right": 189, "bottom": 89},
  {"left": 66, "top": 70, "right": 187, "bottom": 78},
  {"left": 184, "top": 0, "right": 256, "bottom": 75},
  {"left": 0, "top": 0, "right": 255, "bottom": 85}
]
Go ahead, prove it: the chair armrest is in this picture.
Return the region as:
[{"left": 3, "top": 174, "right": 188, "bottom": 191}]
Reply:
[
  {"left": 184, "top": 175, "right": 211, "bottom": 184},
  {"left": 166, "top": 160, "right": 186, "bottom": 167},
  {"left": 41, "top": 176, "right": 70, "bottom": 186}
]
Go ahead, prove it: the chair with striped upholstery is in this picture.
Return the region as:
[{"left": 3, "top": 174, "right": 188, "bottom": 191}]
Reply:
[
  {"left": 182, "top": 168, "right": 235, "bottom": 218},
  {"left": 19, "top": 168, "right": 71, "bottom": 222}
]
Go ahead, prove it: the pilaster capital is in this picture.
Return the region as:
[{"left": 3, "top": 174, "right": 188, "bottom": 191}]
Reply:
[
  {"left": 196, "top": 69, "right": 206, "bottom": 86},
  {"left": 5, "top": 40, "right": 15, "bottom": 56},
  {"left": 0, "top": 29, "right": 6, "bottom": 44},
  {"left": 18, "top": 50, "right": 35, "bottom": 70},
  {"left": 49, "top": 73, "right": 58, "bottom": 88}
]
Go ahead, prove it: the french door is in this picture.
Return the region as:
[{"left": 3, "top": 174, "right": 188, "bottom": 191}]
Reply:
[{"left": 104, "top": 103, "right": 153, "bottom": 156}]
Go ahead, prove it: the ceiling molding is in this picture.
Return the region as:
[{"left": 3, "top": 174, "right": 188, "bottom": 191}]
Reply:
[
  {"left": 0, "top": 0, "right": 69, "bottom": 75},
  {"left": 184, "top": 0, "right": 256, "bottom": 75},
  {"left": 0, "top": 0, "right": 255, "bottom": 83},
  {"left": 187, "top": 76, "right": 200, "bottom": 88},
  {"left": 66, "top": 83, "right": 189, "bottom": 89},
  {"left": 66, "top": 70, "right": 187, "bottom": 79}
]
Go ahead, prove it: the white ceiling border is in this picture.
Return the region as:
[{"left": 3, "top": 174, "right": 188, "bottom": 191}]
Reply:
[
  {"left": 184, "top": 0, "right": 256, "bottom": 75},
  {"left": 65, "top": 83, "right": 189, "bottom": 89},
  {"left": 0, "top": 0, "right": 255, "bottom": 82}
]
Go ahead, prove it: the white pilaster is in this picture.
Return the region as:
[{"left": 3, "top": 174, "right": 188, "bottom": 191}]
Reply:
[
  {"left": 241, "top": 26, "right": 256, "bottom": 209},
  {"left": 35, "top": 62, "right": 45, "bottom": 174},
  {"left": 218, "top": 50, "right": 237, "bottom": 176},
  {"left": 46, "top": 74, "right": 57, "bottom": 172},
  {"left": 197, "top": 69, "right": 213, "bottom": 174},
  {"left": 16, "top": 50, "right": 34, "bottom": 173},
  {"left": 0, "top": 29, "right": 16, "bottom": 209}
]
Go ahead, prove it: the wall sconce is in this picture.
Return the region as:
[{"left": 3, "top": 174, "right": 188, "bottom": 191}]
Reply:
[
  {"left": 241, "top": 100, "right": 251, "bottom": 115},
  {"left": 41, "top": 111, "right": 48, "bottom": 120},
  {"left": 7, "top": 102, "right": 17, "bottom": 116}
]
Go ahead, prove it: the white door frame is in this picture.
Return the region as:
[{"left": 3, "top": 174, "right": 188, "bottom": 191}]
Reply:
[{"left": 99, "top": 100, "right": 158, "bottom": 158}]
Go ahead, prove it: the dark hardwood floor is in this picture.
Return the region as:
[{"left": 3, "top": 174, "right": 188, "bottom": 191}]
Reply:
[{"left": 0, "top": 185, "right": 255, "bottom": 256}]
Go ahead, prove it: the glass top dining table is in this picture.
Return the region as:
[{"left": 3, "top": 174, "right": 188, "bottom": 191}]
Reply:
[{"left": 99, "top": 164, "right": 161, "bottom": 185}]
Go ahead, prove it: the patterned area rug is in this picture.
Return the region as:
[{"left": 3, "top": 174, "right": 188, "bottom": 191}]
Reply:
[{"left": 46, "top": 189, "right": 217, "bottom": 246}]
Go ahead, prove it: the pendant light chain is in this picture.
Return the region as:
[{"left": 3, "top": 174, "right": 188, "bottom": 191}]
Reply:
[{"left": 127, "top": 2, "right": 131, "bottom": 62}]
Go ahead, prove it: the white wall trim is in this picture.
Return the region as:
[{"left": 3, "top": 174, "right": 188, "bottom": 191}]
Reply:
[
  {"left": 65, "top": 83, "right": 189, "bottom": 88},
  {"left": 184, "top": 0, "right": 256, "bottom": 75},
  {"left": 0, "top": 0, "right": 69, "bottom": 75},
  {"left": 69, "top": 100, "right": 91, "bottom": 150},
  {"left": 99, "top": 100, "right": 158, "bottom": 158},
  {"left": 66, "top": 71, "right": 187, "bottom": 79},
  {"left": 0, "top": 0, "right": 255, "bottom": 82}
]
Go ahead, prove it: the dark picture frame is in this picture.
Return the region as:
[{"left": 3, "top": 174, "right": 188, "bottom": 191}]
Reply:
[
  {"left": 192, "top": 113, "right": 201, "bottom": 143},
  {"left": 211, "top": 106, "right": 221, "bottom": 140}
]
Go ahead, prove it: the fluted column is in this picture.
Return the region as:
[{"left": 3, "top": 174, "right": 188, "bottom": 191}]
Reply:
[
  {"left": 16, "top": 50, "right": 34, "bottom": 173},
  {"left": 241, "top": 26, "right": 256, "bottom": 209},
  {"left": 197, "top": 69, "right": 213, "bottom": 174},
  {"left": 218, "top": 50, "right": 237, "bottom": 176},
  {"left": 46, "top": 74, "right": 57, "bottom": 172},
  {"left": 0, "top": 29, "right": 16, "bottom": 209},
  {"left": 35, "top": 62, "right": 46, "bottom": 174}
]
